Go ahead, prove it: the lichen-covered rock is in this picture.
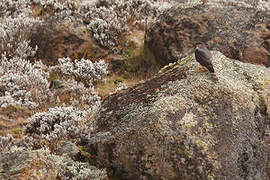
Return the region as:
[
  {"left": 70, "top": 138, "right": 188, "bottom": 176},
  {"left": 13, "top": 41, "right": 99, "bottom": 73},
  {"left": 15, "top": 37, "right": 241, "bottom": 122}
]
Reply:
[
  {"left": 85, "top": 51, "right": 270, "bottom": 179},
  {"left": 0, "top": 149, "right": 107, "bottom": 180},
  {"left": 146, "top": 0, "right": 270, "bottom": 67}
]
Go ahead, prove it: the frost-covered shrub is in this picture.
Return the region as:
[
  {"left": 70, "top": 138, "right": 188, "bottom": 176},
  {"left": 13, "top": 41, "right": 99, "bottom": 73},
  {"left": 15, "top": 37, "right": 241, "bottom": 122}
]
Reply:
[
  {"left": 50, "top": 155, "right": 108, "bottom": 180},
  {"left": 0, "top": 15, "right": 41, "bottom": 58},
  {"left": 32, "top": 0, "right": 77, "bottom": 10},
  {"left": 65, "top": 79, "right": 101, "bottom": 110},
  {"left": 0, "top": 0, "right": 32, "bottom": 18},
  {"left": 87, "top": 16, "right": 122, "bottom": 48},
  {"left": 81, "top": 86, "right": 101, "bottom": 110},
  {"left": 0, "top": 0, "right": 174, "bottom": 53},
  {"left": 0, "top": 0, "right": 41, "bottom": 59},
  {"left": 25, "top": 106, "right": 86, "bottom": 142},
  {"left": 53, "top": 57, "right": 108, "bottom": 83},
  {"left": 0, "top": 91, "right": 37, "bottom": 108},
  {"left": 51, "top": 79, "right": 101, "bottom": 111},
  {"left": 257, "top": 0, "right": 270, "bottom": 11},
  {"left": 48, "top": 57, "right": 107, "bottom": 111},
  {"left": 31, "top": 0, "right": 79, "bottom": 17},
  {"left": 0, "top": 54, "right": 50, "bottom": 108},
  {"left": 80, "top": 0, "right": 173, "bottom": 49},
  {"left": 0, "top": 134, "right": 14, "bottom": 152}
]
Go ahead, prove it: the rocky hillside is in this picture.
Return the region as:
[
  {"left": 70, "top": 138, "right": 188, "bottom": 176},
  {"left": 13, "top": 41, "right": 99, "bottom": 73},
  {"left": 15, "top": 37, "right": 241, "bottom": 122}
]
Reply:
[
  {"left": 85, "top": 51, "right": 270, "bottom": 179},
  {"left": 146, "top": 0, "right": 270, "bottom": 67},
  {"left": 1, "top": 0, "right": 270, "bottom": 180}
]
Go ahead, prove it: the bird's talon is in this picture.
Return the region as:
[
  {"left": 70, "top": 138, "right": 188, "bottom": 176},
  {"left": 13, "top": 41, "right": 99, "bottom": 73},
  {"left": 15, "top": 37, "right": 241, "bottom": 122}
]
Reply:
[{"left": 197, "top": 66, "right": 208, "bottom": 72}]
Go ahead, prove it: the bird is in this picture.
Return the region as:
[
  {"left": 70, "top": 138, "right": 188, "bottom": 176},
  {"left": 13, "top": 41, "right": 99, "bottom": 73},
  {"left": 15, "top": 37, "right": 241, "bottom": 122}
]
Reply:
[
  {"left": 202, "top": 0, "right": 208, "bottom": 5},
  {"left": 195, "top": 42, "right": 218, "bottom": 80}
]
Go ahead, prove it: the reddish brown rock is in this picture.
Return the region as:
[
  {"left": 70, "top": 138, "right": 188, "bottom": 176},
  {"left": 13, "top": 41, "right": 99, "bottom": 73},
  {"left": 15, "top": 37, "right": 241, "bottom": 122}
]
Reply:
[
  {"left": 29, "top": 17, "right": 153, "bottom": 74},
  {"left": 29, "top": 16, "right": 109, "bottom": 65},
  {"left": 241, "top": 46, "right": 270, "bottom": 65},
  {"left": 264, "top": 39, "right": 270, "bottom": 49},
  {"left": 146, "top": 2, "right": 270, "bottom": 67}
]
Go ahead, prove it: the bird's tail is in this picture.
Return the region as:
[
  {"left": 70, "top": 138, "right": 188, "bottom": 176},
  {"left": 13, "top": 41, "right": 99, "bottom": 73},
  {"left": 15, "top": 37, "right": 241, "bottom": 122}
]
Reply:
[
  {"left": 207, "top": 63, "right": 215, "bottom": 73},
  {"left": 211, "top": 73, "right": 218, "bottom": 82}
]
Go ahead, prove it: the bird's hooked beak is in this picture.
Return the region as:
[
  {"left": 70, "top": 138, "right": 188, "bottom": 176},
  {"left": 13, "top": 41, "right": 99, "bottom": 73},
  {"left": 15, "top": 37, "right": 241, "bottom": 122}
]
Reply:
[{"left": 196, "top": 44, "right": 201, "bottom": 49}]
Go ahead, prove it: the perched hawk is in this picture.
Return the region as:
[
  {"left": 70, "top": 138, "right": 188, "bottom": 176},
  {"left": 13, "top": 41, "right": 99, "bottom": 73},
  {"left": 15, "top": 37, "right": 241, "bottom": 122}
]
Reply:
[
  {"left": 195, "top": 42, "right": 215, "bottom": 73},
  {"left": 195, "top": 42, "right": 218, "bottom": 81}
]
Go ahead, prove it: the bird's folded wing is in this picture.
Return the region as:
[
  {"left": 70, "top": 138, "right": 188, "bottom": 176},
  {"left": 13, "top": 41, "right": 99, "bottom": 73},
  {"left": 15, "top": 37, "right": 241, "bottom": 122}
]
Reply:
[{"left": 195, "top": 48, "right": 212, "bottom": 64}]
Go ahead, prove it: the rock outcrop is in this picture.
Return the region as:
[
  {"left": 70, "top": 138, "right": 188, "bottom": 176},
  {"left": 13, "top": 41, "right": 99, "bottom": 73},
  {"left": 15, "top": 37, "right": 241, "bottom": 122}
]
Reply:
[
  {"left": 29, "top": 16, "right": 152, "bottom": 74},
  {"left": 146, "top": 1, "right": 270, "bottom": 67},
  {"left": 86, "top": 51, "right": 270, "bottom": 179},
  {"left": 0, "top": 149, "right": 107, "bottom": 180},
  {"left": 29, "top": 16, "right": 108, "bottom": 65}
]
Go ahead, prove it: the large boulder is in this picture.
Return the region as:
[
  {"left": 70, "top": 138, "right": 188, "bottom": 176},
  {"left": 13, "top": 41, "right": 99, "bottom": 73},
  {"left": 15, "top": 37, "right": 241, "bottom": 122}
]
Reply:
[
  {"left": 146, "top": 1, "right": 270, "bottom": 67},
  {"left": 85, "top": 51, "right": 270, "bottom": 179}
]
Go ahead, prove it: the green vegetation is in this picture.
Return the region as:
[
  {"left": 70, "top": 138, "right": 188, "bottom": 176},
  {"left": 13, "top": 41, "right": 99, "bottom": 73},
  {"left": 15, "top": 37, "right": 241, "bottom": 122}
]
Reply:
[
  {"left": 119, "top": 32, "right": 160, "bottom": 78},
  {"left": 12, "top": 128, "right": 23, "bottom": 135}
]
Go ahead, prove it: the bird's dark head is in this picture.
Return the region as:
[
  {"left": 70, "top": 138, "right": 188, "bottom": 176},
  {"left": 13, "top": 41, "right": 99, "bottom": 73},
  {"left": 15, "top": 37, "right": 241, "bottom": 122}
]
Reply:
[{"left": 195, "top": 42, "right": 205, "bottom": 48}]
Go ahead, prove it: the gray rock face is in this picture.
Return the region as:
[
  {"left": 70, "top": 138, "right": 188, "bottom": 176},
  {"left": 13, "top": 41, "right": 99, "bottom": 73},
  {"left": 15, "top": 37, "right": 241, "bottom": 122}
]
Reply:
[
  {"left": 146, "top": 1, "right": 270, "bottom": 67},
  {"left": 86, "top": 51, "right": 270, "bottom": 179}
]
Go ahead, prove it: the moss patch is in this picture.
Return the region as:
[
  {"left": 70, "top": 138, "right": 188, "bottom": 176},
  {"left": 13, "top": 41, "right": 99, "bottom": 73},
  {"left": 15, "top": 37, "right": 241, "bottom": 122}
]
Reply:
[
  {"left": 119, "top": 31, "right": 160, "bottom": 78},
  {"left": 12, "top": 128, "right": 23, "bottom": 135},
  {"left": 77, "top": 145, "right": 99, "bottom": 167}
]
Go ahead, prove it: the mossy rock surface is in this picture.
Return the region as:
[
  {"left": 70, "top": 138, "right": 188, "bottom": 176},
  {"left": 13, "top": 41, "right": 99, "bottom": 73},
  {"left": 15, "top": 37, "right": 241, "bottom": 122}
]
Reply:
[
  {"left": 86, "top": 51, "right": 270, "bottom": 179},
  {"left": 118, "top": 30, "right": 159, "bottom": 77},
  {"left": 0, "top": 149, "right": 107, "bottom": 180}
]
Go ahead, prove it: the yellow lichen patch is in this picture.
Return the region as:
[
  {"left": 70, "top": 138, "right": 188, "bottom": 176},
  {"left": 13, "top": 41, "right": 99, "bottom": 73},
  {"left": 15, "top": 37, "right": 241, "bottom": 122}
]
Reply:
[
  {"left": 179, "top": 112, "right": 197, "bottom": 129},
  {"left": 153, "top": 95, "right": 217, "bottom": 165},
  {"left": 12, "top": 127, "right": 23, "bottom": 135},
  {"left": 177, "top": 55, "right": 193, "bottom": 66},
  {"left": 180, "top": 112, "right": 216, "bottom": 153},
  {"left": 95, "top": 73, "right": 148, "bottom": 98}
]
